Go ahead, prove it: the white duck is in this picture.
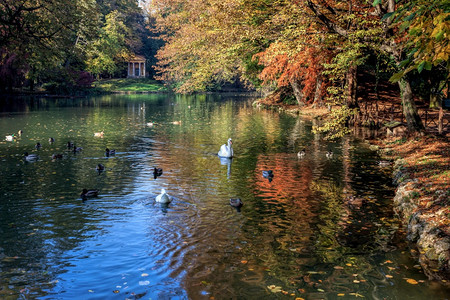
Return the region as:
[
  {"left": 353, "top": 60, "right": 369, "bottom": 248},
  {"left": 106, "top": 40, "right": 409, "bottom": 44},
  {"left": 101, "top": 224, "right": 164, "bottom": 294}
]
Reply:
[
  {"left": 5, "top": 134, "right": 15, "bottom": 141},
  {"left": 218, "top": 138, "right": 233, "bottom": 158},
  {"left": 24, "top": 152, "right": 39, "bottom": 162},
  {"left": 155, "top": 188, "right": 172, "bottom": 204}
]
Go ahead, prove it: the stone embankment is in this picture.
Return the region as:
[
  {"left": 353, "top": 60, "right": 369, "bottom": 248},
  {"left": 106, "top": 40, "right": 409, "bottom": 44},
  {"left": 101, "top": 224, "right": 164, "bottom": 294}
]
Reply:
[{"left": 391, "top": 159, "right": 450, "bottom": 284}]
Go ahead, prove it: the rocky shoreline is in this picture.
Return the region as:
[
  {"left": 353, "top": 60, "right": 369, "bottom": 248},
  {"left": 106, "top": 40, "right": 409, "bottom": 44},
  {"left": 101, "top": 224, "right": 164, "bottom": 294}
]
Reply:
[{"left": 390, "top": 159, "right": 450, "bottom": 284}]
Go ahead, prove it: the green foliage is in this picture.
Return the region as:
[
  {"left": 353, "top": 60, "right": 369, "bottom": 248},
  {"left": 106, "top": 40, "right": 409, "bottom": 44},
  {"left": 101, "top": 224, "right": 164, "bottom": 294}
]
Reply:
[
  {"left": 85, "top": 10, "right": 132, "bottom": 78},
  {"left": 41, "top": 68, "right": 94, "bottom": 95},
  {"left": 388, "top": 0, "right": 449, "bottom": 82},
  {"left": 0, "top": 0, "right": 147, "bottom": 92},
  {"left": 313, "top": 106, "right": 357, "bottom": 140}
]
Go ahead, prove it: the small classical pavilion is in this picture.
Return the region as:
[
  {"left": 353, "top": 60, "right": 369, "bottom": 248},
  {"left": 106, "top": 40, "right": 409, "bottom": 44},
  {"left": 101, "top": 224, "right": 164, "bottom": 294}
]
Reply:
[{"left": 127, "top": 55, "right": 146, "bottom": 78}]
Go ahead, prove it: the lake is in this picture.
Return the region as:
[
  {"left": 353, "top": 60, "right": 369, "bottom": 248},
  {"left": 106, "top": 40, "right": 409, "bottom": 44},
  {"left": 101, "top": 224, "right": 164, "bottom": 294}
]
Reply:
[{"left": 0, "top": 94, "right": 448, "bottom": 299}]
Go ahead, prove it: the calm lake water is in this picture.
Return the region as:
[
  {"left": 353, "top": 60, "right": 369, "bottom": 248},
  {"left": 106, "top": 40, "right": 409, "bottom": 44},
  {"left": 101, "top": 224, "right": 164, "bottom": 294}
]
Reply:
[{"left": 0, "top": 94, "right": 448, "bottom": 299}]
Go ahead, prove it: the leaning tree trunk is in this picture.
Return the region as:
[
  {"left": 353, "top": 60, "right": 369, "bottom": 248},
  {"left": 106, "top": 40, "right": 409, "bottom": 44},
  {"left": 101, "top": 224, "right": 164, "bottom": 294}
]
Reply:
[
  {"left": 398, "top": 78, "right": 425, "bottom": 133},
  {"left": 312, "top": 76, "right": 323, "bottom": 108},
  {"left": 290, "top": 79, "right": 305, "bottom": 107}
]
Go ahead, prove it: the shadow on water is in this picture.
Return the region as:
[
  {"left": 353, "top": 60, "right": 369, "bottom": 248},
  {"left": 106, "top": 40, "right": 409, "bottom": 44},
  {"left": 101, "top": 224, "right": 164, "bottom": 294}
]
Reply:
[{"left": 0, "top": 94, "right": 448, "bottom": 299}]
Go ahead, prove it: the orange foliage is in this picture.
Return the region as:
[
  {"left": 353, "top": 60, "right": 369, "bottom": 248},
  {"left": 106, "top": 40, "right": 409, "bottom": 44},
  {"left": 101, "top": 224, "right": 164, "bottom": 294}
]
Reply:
[{"left": 255, "top": 45, "right": 331, "bottom": 104}]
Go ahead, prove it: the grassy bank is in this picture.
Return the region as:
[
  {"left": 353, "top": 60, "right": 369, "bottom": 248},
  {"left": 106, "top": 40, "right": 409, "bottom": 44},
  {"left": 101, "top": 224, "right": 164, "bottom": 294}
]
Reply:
[{"left": 93, "top": 78, "right": 168, "bottom": 93}]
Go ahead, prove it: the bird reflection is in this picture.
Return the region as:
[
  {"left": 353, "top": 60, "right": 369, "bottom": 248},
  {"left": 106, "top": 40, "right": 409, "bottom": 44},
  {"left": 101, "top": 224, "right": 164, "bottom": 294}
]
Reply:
[
  {"left": 159, "top": 202, "right": 170, "bottom": 214},
  {"left": 219, "top": 157, "right": 232, "bottom": 179}
]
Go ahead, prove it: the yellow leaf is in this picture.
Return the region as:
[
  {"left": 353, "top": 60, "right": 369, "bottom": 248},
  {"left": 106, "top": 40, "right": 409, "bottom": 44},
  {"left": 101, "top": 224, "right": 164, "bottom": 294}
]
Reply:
[
  {"left": 406, "top": 278, "right": 419, "bottom": 285},
  {"left": 386, "top": 275, "right": 393, "bottom": 278},
  {"left": 337, "top": 294, "right": 345, "bottom": 297},
  {"left": 346, "top": 263, "right": 352, "bottom": 267},
  {"left": 334, "top": 266, "right": 344, "bottom": 270},
  {"left": 241, "top": 260, "right": 248, "bottom": 264}
]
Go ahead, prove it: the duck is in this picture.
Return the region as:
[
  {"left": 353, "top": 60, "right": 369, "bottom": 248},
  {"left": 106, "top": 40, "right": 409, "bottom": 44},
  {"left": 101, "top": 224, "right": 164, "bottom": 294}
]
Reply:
[
  {"left": 5, "top": 134, "right": 15, "bottom": 141},
  {"left": 153, "top": 167, "right": 163, "bottom": 179},
  {"left": 48, "top": 137, "right": 55, "bottom": 143},
  {"left": 80, "top": 189, "right": 99, "bottom": 200},
  {"left": 72, "top": 145, "right": 82, "bottom": 153},
  {"left": 297, "top": 149, "right": 306, "bottom": 158},
  {"left": 51, "top": 153, "right": 63, "bottom": 159},
  {"left": 155, "top": 188, "right": 171, "bottom": 204},
  {"left": 35, "top": 142, "right": 42, "bottom": 149},
  {"left": 218, "top": 138, "right": 233, "bottom": 158},
  {"left": 94, "top": 131, "right": 104, "bottom": 137},
  {"left": 262, "top": 170, "right": 274, "bottom": 182},
  {"left": 326, "top": 151, "right": 333, "bottom": 159},
  {"left": 67, "top": 141, "right": 74, "bottom": 149},
  {"left": 24, "top": 152, "right": 39, "bottom": 162},
  {"left": 18, "top": 130, "right": 23, "bottom": 136},
  {"left": 105, "top": 148, "right": 115, "bottom": 157},
  {"left": 172, "top": 120, "right": 181, "bottom": 125},
  {"left": 230, "top": 198, "right": 243, "bottom": 212},
  {"left": 96, "top": 164, "right": 105, "bottom": 172},
  {"left": 146, "top": 122, "right": 154, "bottom": 127}
]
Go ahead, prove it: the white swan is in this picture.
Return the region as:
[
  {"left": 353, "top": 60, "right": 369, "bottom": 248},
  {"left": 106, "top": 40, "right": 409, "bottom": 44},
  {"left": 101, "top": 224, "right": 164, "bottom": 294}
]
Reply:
[
  {"left": 218, "top": 138, "right": 233, "bottom": 158},
  {"left": 155, "top": 188, "right": 171, "bottom": 204}
]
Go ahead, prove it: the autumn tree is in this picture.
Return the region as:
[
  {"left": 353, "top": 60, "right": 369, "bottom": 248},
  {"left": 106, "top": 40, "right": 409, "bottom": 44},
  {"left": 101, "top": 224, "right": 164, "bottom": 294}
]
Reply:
[
  {"left": 0, "top": 0, "right": 98, "bottom": 91},
  {"left": 150, "top": 0, "right": 264, "bottom": 93},
  {"left": 85, "top": 10, "right": 132, "bottom": 78},
  {"left": 388, "top": 0, "right": 449, "bottom": 107}
]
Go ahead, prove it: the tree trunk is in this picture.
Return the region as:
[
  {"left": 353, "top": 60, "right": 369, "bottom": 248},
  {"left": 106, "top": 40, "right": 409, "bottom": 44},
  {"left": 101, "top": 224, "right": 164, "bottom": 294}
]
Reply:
[
  {"left": 290, "top": 79, "right": 304, "bottom": 107},
  {"left": 346, "top": 65, "right": 359, "bottom": 125},
  {"left": 398, "top": 78, "right": 425, "bottom": 132},
  {"left": 346, "top": 65, "right": 358, "bottom": 109},
  {"left": 312, "top": 76, "right": 323, "bottom": 108}
]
